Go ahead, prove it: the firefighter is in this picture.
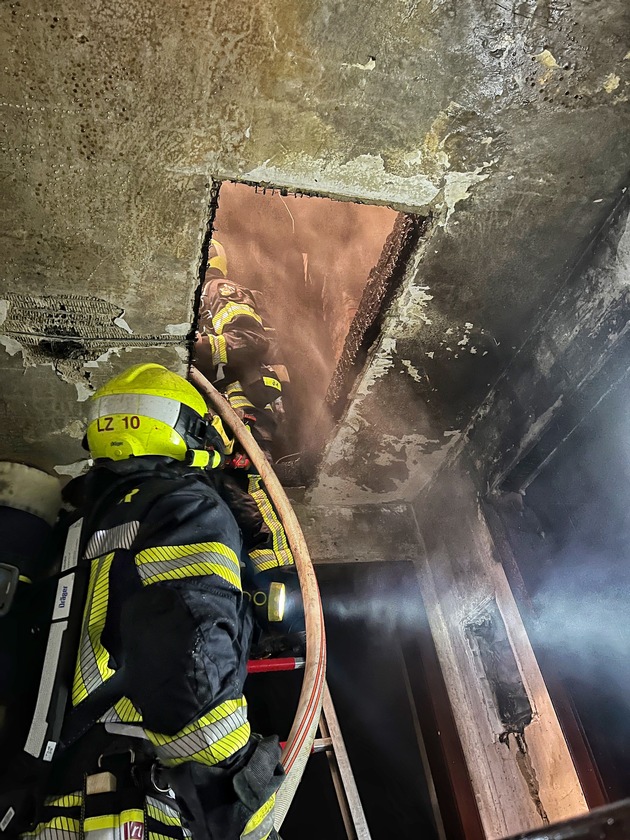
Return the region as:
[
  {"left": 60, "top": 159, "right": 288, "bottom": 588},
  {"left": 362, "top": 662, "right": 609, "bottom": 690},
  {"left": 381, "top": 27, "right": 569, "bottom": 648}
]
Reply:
[
  {"left": 193, "top": 239, "right": 287, "bottom": 462},
  {"left": 0, "top": 364, "right": 283, "bottom": 840},
  {"left": 193, "top": 240, "right": 296, "bottom": 582}
]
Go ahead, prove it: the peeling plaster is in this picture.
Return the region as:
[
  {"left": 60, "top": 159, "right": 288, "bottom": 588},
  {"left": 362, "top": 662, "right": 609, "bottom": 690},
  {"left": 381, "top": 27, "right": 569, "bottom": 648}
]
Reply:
[
  {"left": 235, "top": 152, "right": 441, "bottom": 211},
  {"left": 603, "top": 73, "right": 621, "bottom": 93},
  {"left": 113, "top": 315, "right": 133, "bottom": 333},
  {"left": 439, "top": 320, "right": 476, "bottom": 355},
  {"left": 354, "top": 337, "right": 398, "bottom": 398},
  {"left": 401, "top": 358, "right": 424, "bottom": 383},
  {"left": 166, "top": 322, "right": 191, "bottom": 335},
  {"left": 0, "top": 294, "right": 188, "bottom": 399},
  {"left": 443, "top": 163, "right": 494, "bottom": 225},
  {"left": 0, "top": 335, "right": 23, "bottom": 356},
  {"left": 54, "top": 459, "right": 91, "bottom": 478},
  {"left": 75, "top": 381, "right": 93, "bottom": 402},
  {"left": 398, "top": 284, "right": 434, "bottom": 326},
  {"left": 341, "top": 57, "right": 376, "bottom": 71}
]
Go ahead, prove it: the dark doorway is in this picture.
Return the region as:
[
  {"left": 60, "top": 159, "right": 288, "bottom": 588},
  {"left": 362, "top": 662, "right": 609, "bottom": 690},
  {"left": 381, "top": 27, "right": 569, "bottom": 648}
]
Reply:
[{"left": 247, "top": 561, "right": 479, "bottom": 840}]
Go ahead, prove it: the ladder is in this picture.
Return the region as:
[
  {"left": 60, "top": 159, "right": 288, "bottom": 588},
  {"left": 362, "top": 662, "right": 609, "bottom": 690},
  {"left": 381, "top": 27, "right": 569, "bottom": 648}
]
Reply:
[{"left": 248, "top": 658, "right": 373, "bottom": 840}]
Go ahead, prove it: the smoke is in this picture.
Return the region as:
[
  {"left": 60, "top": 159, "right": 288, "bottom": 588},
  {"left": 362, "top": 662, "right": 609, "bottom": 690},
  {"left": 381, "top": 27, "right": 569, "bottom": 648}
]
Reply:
[
  {"left": 512, "top": 388, "right": 630, "bottom": 784},
  {"left": 530, "top": 542, "right": 630, "bottom": 698},
  {"left": 323, "top": 563, "right": 423, "bottom": 637}
]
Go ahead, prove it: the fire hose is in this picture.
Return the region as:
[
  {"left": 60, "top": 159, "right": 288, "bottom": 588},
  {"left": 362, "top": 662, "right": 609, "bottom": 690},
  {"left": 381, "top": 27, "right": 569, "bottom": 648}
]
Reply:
[{"left": 189, "top": 367, "right": 327, "bottom": 830}]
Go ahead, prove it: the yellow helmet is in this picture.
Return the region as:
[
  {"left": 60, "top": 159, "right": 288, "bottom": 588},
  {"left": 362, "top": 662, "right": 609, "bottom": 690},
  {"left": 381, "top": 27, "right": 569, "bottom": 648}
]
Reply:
[
  {"left": 86, "top": 363, "right": 221, "bottom": 466},
  {"left": 207, "top": 238, "right": 227, "bottom": 279}
]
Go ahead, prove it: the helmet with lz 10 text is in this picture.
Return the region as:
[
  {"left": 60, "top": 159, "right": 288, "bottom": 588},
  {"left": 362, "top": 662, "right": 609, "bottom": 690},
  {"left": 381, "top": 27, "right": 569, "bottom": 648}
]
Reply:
[{"left": 85, "top": 363, "right": 225, "bottom": 468}]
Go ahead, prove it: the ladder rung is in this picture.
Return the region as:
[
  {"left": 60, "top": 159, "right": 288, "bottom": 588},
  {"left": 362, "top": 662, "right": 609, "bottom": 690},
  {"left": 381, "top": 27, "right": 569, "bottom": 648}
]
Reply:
[
  {"left": 279, "top": 737, "right": 332, "bottom": 754},
  {"left": 312, "top": 738, "right": 333, "bottom": 754},
  {"left": 247, "top": 656, "right": 306, "bottom": 674}
]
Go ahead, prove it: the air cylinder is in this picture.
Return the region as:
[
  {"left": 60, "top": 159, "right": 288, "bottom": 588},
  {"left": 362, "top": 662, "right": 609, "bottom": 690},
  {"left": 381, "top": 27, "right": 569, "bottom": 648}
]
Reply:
[{"left": 0, "top": 461, "right": 62, "bottom": 755}]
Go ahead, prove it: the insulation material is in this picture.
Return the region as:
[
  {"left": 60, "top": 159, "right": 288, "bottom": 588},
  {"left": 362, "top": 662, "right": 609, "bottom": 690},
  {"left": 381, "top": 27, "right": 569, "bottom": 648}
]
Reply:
[{"left": 0, "top": 293, "right": 184, "bottom": 362}]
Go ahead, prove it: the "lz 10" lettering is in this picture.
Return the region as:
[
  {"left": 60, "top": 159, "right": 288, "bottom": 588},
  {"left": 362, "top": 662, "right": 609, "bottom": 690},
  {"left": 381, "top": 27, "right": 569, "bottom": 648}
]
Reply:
[{"left": 97, "top": 416, "right": 141, "bottom": 431}]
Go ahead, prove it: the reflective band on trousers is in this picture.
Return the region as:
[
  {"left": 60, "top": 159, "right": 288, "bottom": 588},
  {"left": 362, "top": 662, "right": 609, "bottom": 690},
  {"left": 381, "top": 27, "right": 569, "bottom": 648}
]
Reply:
[
  {"left": 240, "top": 793, "right": 276, "bottom": 840},
  {"left": 248, "top": 476, "right": 294, "bottom": 569},
  {"left": 212, "top": 302, "right": 262, "bottom": 335},
  {"left": 72, "top": 553, "right": 115, "bottom": 706},
  {"left": 146, "top": 697, "right": 251, "bottom": 767},
  {"left": 146, "top": 797, "right": 189, "bottom": 831},
  {"left": 83, "top": 809, "right": 144, "bottom": 840},
  {"left": 135, "top": 541, "right": 241, "bottom": 590},
  {"left": 208, "top": 333, "right": 228, "bottom": 366},
  {"left": 21, "top": 815, "right": 80, "bottom": 840},
  {"left": 26, "top": 795, "right": 191, "bottom": 840}
]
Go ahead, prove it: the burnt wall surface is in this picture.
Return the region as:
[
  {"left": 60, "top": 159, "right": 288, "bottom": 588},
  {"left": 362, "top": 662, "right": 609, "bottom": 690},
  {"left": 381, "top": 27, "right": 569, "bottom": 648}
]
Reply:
[
  {"left": 0, "top": 0, "right": 628, "bottom": 487},
  {"left": 411, "top": 458, "right": 587, "bottom": 837},
  {"left": 463, "top": 194, "right": 630, "bottom": 491}
]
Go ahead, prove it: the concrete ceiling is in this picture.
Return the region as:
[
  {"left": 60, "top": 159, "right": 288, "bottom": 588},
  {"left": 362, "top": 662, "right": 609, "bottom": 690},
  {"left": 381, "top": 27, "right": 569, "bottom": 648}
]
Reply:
[{"left": 0, "top": 0, "right": 628, "bottom": 492}]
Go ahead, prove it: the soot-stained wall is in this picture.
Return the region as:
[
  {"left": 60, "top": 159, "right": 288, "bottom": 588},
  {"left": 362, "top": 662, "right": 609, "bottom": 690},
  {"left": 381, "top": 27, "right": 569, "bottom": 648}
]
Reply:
[
  {"left": 464, "top": 194, "right": 630, "bottom": 491},
  {"left": 466, "top": 194, "right": 630, "bottom": 804},
  {"left": 411, "top": 459, "right": 587, "bottom": 837},
  {"left": 0, "top": 0, "right": 628, "bottom": 489},
  {"left": 406, "top": 193, "right": 630, "bottom": 824}
]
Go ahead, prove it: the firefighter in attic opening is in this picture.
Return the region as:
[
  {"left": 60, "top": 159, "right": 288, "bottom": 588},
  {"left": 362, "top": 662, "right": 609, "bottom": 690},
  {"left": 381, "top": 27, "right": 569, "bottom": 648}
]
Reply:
[
  {"left": 193, "top": 241, "right": 302, "bottom": 653},
  {"left": 0, "top": 364, "right": 283, "bottom": 840}
]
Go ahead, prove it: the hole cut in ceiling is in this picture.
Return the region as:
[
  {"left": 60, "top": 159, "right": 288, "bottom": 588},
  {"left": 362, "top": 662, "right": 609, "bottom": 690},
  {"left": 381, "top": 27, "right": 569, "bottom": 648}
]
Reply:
[{"left": 206, "top": 182, "right": 399, "bottom": 477}]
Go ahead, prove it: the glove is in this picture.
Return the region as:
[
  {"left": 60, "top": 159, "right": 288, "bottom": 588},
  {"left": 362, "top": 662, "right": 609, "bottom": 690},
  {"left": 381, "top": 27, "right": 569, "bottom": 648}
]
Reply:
[
  {"left": 205, "top": 421, "right": 227, "bottom": 469},
  {"left": 225, "top": 452, "right": 251, "bottom": 470}
]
